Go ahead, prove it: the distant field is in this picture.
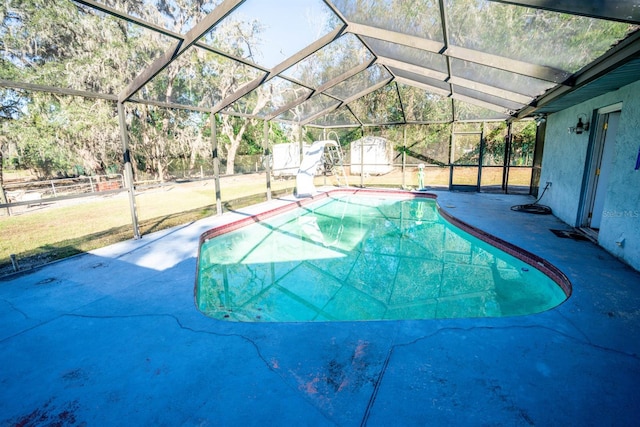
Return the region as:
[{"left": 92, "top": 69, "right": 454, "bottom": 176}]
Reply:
[
  {"left": 1, "top": 167, "right": 532, "bottom": 276},
  {"left": 336, "top": 166, "right": 532, "bottom": 188},
  {"left": 0, "top": 173, "right": 295, "bottom": 275}
]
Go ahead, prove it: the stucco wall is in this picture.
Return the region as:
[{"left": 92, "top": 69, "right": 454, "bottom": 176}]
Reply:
[
  {"left": 540, "top": 79, "right": 640, "bottom": 271},
  {"left": 539, "top": 108, "right": 591, "bottom": 224}
]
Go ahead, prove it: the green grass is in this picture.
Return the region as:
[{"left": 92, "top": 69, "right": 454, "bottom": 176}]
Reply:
[
  {"left": 0, "top": 176, "right": 296, "bottom": 276},
  {"left": 0, "top": 168, "right": 531, "bottom": 276}
]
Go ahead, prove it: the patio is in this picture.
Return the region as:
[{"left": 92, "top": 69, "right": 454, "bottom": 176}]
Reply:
[{"left": 1, "top": 190, "right": 639, "bottom": 426}]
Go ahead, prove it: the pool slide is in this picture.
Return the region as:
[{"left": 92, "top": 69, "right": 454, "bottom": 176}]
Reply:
[{"left": 295, "top": 140, "right": 335, "bottom": 197}]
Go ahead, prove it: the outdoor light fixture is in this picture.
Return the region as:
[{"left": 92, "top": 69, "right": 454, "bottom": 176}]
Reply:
[
  {"left": 534, "top": 114, "right": 546, "bottom": 126},
  {"left": 569, "top": 113, "right": 590, "bottom": 134}
]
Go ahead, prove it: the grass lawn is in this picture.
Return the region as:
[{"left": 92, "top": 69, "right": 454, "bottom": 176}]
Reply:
[
  {"left": 1, "top": 167, "right": 531, "bottom": 276},
  {"left": 0, "top": 174, "right": 295, "bottom": 275}
]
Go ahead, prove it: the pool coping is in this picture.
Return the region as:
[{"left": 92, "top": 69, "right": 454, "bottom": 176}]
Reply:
[{"left": 194, "top": 188, "right": 572, "bottom": 315}]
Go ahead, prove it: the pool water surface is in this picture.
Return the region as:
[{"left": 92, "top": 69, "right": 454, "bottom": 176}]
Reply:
[{"left": 195, "top": 192, "right": 568, "bottom": 321}]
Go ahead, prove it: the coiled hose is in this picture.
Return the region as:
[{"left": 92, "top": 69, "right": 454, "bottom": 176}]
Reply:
[{"left": 510, "top": 183, "right": 552, "bottom": 215}]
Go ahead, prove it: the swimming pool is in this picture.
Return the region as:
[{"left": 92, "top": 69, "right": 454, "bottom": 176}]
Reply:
[{"left": 195, "top": 189, "right": 570, "bottom": 322}]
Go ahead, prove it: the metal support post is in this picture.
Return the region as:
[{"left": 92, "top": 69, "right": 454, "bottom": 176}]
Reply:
[
  {"left": 211, "top": 113, "right": 222, "bottom": 216},
  {"left": 448, "top": 122, "right": 455, "bottom": 190},
  {"left": 117, "top": 101, "right": 141, "bottom": 239},
  {"left": 402, "top": 126, "right": 407, "bottom": 189},
  {"left": 478, "top": 122, "right": 485, "bottom": 192},
  {"left": 360, "top": 127, "right": 365, "bottom": 188},
  {"left": 299, "top": 125, "right": 304, "bottom": 164},
  {"left": 503, "top": 122, "right": 513, "bottom": 193},
  {"left": 0, "top": 185, "right": 10, "bottom": 216},
  {"left": 264, "top": 120, "right": 272, "bottom": 201},
  {"left": 10, "top": 254, "right": 19, "bottom": 271}
]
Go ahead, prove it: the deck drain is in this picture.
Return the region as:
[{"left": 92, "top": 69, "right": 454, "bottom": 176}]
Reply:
[{"left": 550, "top": 229, "right": 590, "bottom": 241}]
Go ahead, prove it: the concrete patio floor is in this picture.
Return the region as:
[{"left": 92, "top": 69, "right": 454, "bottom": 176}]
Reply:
[{"left": 1, "top": 190, "right": 639, "bottom": 426}]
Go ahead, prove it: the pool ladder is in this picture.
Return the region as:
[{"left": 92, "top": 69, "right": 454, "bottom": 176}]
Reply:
[{"left": 324, "top": 132, "right": 349, "bottom": 187}]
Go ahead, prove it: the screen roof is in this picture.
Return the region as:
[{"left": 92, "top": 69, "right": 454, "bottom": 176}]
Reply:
[{"left": 1, "top": 0, "right": 638, "bottom": 126}]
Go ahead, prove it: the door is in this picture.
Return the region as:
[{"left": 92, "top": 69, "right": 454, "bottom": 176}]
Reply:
[
  {"left": 449, "top": 130, "right": 482, "bottom": 191},
  {"left": 584, "top": 111, "right": 620, "bottom": 230}
]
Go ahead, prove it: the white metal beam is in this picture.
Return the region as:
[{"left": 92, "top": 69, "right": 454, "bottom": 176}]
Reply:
[
  {"left": 266, "top": 26, "right": 346, "bottom": 81},
  {"left": 394, "top": 77, "right": 451, "bottom": 97},
  {"left": 347, "top": 22, "right": 570, "bottom": 83},
  {"left": 341, "top": 77, "right": 393, "bottom": 105},
  {"left": 118, "top": 0, "right": 245, "bottom": 103},
  {"left": 487, "top": 0, "right": 640, "bottom": 24},
  {"left": 264, "top": 60, "right": 374, "bottom": 120},
  {"left": 451, "top": 93, "right": 511, "bottom": 115},
  {"left": 73, "top": 0, "right": 182, "bottom": 39},
  {"left": 211, "top": 25, "right": 345, "bottom": 115},
  {"left": 346, "top": 23, "right": 445, "bottom": 54},
  {"left": 447, "top": 76, "right": 532, "bottom": 105},
  {"left": 377, "top": 57, "right": 448, "bottom": 81},
  {"left": 518, "top": 29, "right": 640, "bottom": 117},
  {"left": 0, "top": 79, "right": 117, "bottom": 101}
]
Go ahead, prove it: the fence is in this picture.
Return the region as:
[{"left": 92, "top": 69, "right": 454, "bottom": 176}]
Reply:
[{"left": 2, "top": 174, "right": 124, "bottom": 209}]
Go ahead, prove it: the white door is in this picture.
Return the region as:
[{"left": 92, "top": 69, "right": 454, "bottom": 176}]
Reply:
[{"left": 588, "top": 111, "right": 620, "bottom": 229}]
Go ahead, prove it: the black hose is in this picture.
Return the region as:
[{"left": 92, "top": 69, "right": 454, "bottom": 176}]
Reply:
[{"left": 510, "top": 183, "right": 552, "bottom": 215}]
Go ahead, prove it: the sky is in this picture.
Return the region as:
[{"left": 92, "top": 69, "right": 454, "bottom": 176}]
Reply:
[{"left": 225, "top": 0, "right": 340, "bottom": 69}]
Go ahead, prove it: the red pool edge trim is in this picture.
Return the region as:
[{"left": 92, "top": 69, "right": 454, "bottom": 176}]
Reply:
[
  {"left": 194, "top": 188, "right": 572, "bottom": 311},
  {"left": 196, "top": 188, "right": 432, "bottom": 244},
  {"left": 436, "top": 203, "right": 572, "bottom": 299}
]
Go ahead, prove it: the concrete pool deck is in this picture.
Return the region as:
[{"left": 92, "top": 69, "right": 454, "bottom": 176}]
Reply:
[{"left": 1, "top": 190, "right": 639, "bottom": 426}]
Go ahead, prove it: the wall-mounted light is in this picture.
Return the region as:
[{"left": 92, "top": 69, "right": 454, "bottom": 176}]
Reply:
[
  {"left": 568, "top": 113, "right": 590, "bottom": 134},
  {"left": 534, "top": 114, "right": 546, "bottom": 126}
]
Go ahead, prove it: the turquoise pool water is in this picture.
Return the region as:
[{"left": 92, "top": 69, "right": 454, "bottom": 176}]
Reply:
[{"left": 195, "top": 193, "right": 568, "bottom": 321}]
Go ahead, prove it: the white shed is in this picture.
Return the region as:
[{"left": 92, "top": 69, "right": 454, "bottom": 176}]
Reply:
[
  {"left": 350, "top": 136, "right": 394, "bottom": 175},
  {"left": 272, "top": 142, "right": 307, "bottom": 177}
]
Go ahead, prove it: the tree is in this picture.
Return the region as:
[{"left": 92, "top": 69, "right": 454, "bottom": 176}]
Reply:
[
  {"left": 0, "top": 0, "right": 164, "bottom": 177},
  {"left": 210, "top": 20, "right": 270, "bottom": 175},
  {"left": 0, "top": 0, "right": 634, "bottom": 181},
  {"left": 0, "top": 88, "right": 25, "bottom": 208}
]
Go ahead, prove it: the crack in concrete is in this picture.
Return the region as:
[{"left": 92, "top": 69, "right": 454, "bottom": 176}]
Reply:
[
  {"left": 357, "top": 322, "right": 639, "bottom": 424},
  {"left": 1, "top": 306, "right": 319, "bottom": 419},
  {"left": 357, "top": 327, "right": 401, "bottom": 426},
  {"left": 2, "top": 298, "right": 29, "bottom": 320},
  {"left": 554, "top": 309, "right": 592, "bottom": 344},
  {"left": 0, "top": 313, "right": 64, "bottom": 344},
  {"left": 4, "top": 311, "right": 637, "bottom": 426},
  {"left": 392, "top": 323, "right": 640, "bottom": 360},
  {"left": 60, "top": 313, "right": 337, "bottom": 425},
  {"left": 360, "top": 344, "right": 394, "bottom": 427}
]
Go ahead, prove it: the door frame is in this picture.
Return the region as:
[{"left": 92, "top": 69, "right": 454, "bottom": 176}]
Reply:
[
  {"left": 449, "top": 125, "right": 484, "bottom": 192},
  {"left": 578, "top": 102, "right": 622, "bottom": 230}
]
